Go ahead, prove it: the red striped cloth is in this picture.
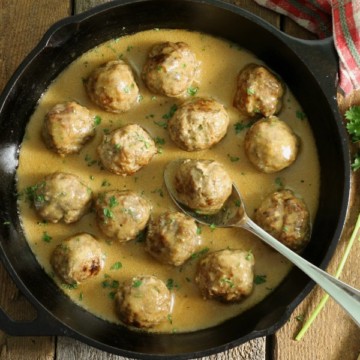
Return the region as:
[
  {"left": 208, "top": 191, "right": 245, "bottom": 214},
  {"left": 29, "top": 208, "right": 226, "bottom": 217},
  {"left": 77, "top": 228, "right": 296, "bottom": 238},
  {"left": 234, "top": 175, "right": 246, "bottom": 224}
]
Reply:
[{"left": 253, "top": 0, "right": 360, "bottom": 96}]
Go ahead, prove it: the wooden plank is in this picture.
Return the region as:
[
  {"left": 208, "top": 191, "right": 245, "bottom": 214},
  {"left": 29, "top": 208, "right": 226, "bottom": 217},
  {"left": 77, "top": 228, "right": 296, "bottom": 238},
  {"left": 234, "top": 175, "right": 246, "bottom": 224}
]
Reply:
[{"left": 0, "top": 0, "right": 71, "bottom": 359}]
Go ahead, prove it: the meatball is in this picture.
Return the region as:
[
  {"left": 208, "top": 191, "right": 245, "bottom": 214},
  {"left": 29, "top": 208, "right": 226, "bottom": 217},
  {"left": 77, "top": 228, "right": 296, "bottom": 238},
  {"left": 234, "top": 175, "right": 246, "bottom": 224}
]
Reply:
[
  {"left": 195, "top": 249, "right": 255, "bottom": 302},
  {"left": 174, "top": 159, "right": 232, "bottom": 214},
  {"left": 244, "top": 116, "right": 299, "bottom": 173},
  {"left": 32, "top": 172, "right": 92, "bottom": 224},
  {"left": 42, "top": 101, "right": 96, "bottom": 156},
  {"left": 254, "top": 189, "right": 310, "bottom": 252},
  {"left": 51, "top": 233, "right": 104, "bottom": 285},
  {"left": 168, "top": 97, "right": 229, "bottom": 151},
  {"left": 97, "top": 124, "right": 157, "bottom": 176},
  {"left": 85, "top": 60, "right": 139, "bottom": 113},
  {"left": 115, "top": 275, "right": 171, "bottom": 328},
  {"left": 146, "top": 211, "right": 201, "bottom": 266},
  {"left": 142, "top": 41, "right": 199, "bottom": 97},
  {"left": 95, "top": 190, "right": 151, "bottom": 242},
  {"left": 233, "top": 63, "right": 284, "bottom": 117}
]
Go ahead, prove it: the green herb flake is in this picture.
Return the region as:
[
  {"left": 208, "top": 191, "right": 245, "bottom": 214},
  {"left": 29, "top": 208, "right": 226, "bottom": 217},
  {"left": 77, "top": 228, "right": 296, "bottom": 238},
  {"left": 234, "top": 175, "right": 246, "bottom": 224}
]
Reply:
[
  {"left": 162, "top": 104, "right": 178, "bottom": 120},
  {"left": 166, "top": 278, "right": 178, "bottom": 291},
  {"left": 246, "top": 87, "right": 255, "bottom": 95},
  {"left": 109, "top": 195, "right": 119, "bottom": 208},
  {"left": 62, "top": 283, "right": 78, "bottom": 290},
  {"left": 275, "top": 177, "right": 284, "bottom": 188},
  {"left": 221, "top": 278, "right": 235, "bottom": 288},
  {"left": 101, "top": 179, "right": 111, "bottom": 187},
  {"left": 245, "top": 250, "right": 253, "bottom": 261},
  {"left": 110, "top": 261, "right": 122, "bottom": 270},
  {"left": 234, "top": 121, "right": 254, "bottom": 134},
  {"left": 210, "top": 223, "right": 216, "bottom": 232},
  {"left": 132, "top": 279, "right": 143, "bottom": 288},
  {"left": 196, "top": 226, "right": 202, "bottom": 235},
  {"left": 94, "top": 115, "right": 102, "bottom": 126},
  {"left": 295, "top": 314, "right": 305, "bottom": 322},
  {"left": 3, "top": 221, "right": 10, "bottom": 225},
  {"left": 227, "top": 154, "right": 240, "bottom": 162},
  {"left": 187, "top": 86, "right": 199, "bottom": 96},
  {"left": 296, "top": 110, "right": 306, "bottom": 120},
  {"left": 351, "top": 152, "right": 360, "bottom": 171},
  {"left": 79, "top": 292, "right": 83, "bottom": 301},
  {"left": 103, "top": 208, "right": 114, "bottom": 219},
  {"left": 108, "top": 291, "right": 117, "bottom": 300},
  {"left": 101, "top": 277, "right": 119, "bottom": 289},
  {"left": 167, "top": 313, "right": 173, "bottom": 324},
  {"left": 154, "top": 120, "right": 168, "bottom": 129},
  {"left": 254, "top": 274, "right": 267, "bottom": 285},
  {"left": 42, "top": 231, "right": 52, "bottom": 243},
  {"left": 191, "top": 247, "right": 209, "bottom": 259}
]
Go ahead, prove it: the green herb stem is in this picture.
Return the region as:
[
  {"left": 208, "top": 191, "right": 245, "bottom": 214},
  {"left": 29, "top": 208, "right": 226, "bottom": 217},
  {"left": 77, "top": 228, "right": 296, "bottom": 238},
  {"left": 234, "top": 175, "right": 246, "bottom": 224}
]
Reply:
[{"left": 295, "top": 212, "right": 360, "bottom": 341}]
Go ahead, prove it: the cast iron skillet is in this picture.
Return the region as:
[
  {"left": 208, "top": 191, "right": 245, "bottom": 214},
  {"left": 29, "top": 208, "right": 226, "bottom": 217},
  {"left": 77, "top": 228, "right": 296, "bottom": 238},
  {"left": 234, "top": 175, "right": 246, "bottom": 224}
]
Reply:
[{"left": 0, "top": 0, "right": 351, "bottom": 358}]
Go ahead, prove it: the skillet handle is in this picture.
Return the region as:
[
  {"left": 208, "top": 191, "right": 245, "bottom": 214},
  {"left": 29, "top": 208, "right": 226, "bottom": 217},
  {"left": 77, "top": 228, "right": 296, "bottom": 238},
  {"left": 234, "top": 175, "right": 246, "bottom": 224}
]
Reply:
[
  {"left": 279, "top": 35, "right": 339, "bottom": 101},
  {"left": 0, "top": 306, "right": 65, "bottom": 336}
]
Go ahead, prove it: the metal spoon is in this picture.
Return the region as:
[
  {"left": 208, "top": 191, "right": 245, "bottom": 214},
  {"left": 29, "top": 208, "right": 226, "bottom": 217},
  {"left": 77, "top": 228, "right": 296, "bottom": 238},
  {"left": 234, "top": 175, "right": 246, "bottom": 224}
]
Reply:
[{"left": 164, "top": 159, "right": 360, "bottom": 327}]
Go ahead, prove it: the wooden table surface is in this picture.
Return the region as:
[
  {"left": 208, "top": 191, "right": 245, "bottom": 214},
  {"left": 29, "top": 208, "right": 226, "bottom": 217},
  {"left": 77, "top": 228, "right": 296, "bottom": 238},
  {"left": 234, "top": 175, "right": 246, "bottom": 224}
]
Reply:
[{"left": 0, "top": 0, "right": 359, "bottom": 359}]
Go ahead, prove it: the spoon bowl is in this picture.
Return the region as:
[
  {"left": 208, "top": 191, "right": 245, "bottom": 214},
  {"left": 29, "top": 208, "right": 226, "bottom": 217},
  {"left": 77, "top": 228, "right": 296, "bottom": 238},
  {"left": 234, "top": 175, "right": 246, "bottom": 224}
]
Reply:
[{"left": 164, "top": 159, "right": 360, "bottom": 327}]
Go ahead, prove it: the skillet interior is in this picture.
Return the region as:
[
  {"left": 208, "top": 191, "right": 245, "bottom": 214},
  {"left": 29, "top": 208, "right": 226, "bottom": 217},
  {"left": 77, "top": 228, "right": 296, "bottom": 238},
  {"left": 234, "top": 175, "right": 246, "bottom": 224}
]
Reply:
[{"left": 0, "top": 0, "right": 350, "bottom": 358}]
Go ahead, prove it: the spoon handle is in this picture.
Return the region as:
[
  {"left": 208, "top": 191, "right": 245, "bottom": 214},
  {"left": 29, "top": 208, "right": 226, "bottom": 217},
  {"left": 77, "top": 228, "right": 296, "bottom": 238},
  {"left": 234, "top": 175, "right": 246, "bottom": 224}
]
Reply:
[{"left": 242, "top": 217, "right": 360, "bottom": 327}]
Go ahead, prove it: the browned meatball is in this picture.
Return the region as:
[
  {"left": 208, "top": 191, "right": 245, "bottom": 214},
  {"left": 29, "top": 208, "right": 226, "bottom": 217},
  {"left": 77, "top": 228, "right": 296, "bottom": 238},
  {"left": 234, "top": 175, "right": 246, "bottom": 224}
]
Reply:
[
  {"left": 174, "top": 159, "right": 232, "bottom": 214},
  {"left": 168, "top": 97, "right": 229, "bottom": 151},
  {"left": 233, "top": 64, "right": 284, "bottom": 117},
  {"left": 42, "top": 102, "right": 96, "bottom": 156},
  {"left": 244, "top": 116, "right": 299, "bottom": 173},
  {"left": 254, "top": 189, "right": 310, "bottom": 252},
  {"left": 115, "top": 275, "right": 171, "bottom": 328},
  {"left": 51, "top": 233, "right": 104, "bottom": 285},
  {"left": 33, "top": 172, "right": 92, "bottom": 224},
  {"left": 146, "top": 211, "right": 201, "bottom": 266},
  {"left": 97, "top": 124, "right": 157, "bottom": 176},
  {"left": 142, "top": 41, "right": 199, "bottom": 97},
  {"left": 95, "top": 190, "right": 151, "bottom": 242},
  {"left": 195, "top": 249, "right": 255, "bottom": 302},
  {"left": 85, "top": 60, "right": 139, "bottom": 113}
]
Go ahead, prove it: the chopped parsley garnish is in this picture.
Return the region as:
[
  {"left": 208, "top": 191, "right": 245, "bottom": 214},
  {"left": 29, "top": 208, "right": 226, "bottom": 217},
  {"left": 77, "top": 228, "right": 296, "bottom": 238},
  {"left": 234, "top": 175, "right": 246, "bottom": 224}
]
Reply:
[
  {"left": 275, "top": 177, "right": 284, "bottom": 188},
  {"left": 162, "top": 104, "right": 178, "bottom": 120},
  {"left": 94, "top": 115, "right": 102, "bottom": 126},
  {"left": 187, "top": 86, "right": 198, "bottom": 96},
  {"left": 234, "top": 120, "right": 254, "bottom": 134},
  {"left": 196, "top": 226, "right": 202, "bottom": 235},
  {"left": 210, "top": 223, "right": 216, "bottom": 232},
  {"left": 246, "top": 87, "right": 255, "bottom": 95},
  {"left": 295, "top": 314, "right": 305, "bottom": 322},
  {"left": 132, "top": 279, "right": 142, "bottom": 288},
  {"left": 167, "top": 314, "right": 173, "bottom": 324},
  {"left": 296, "top": 110, "right": 306, "bottom": 120},
  {"left": 109, "top": 195, "right": 119, "bottom": 208},
  {"left": 191, "top": 247, "right": 209, "bottom": 259},
  {"left": 227, "top": 154, "right": 240, "bottom": 162},
  {"left": 245, "top": 250, "right": 253, "bottom": 261},
  {"left": 102, "top": 275, "right": 119, "bottom": 289},
  {"left": 103, "top": 208, "right": 114, "bottom": 219},
  {"left": 166, "top": 278, "right": 179, "bottom": 291},
  {"left": 42, "top": 231, "right": 52, "bottom": 243},
  {"left": 221, "top": 278, "right": 235, "bottom": 288},
  {"left": 110, "top": 261, "right": 122, "bottom": 270},
  {"left": 85, "top": 154, "right": 97, "bottom": 167},
  {"left": 254, "top": 274, "right": 267, "bottom": 284},
  {"left": 154, "top": 120, "right": 168, "bottom": 129},
  {"left": 62, "top": 283, "right": 78, "bottom": 290}
]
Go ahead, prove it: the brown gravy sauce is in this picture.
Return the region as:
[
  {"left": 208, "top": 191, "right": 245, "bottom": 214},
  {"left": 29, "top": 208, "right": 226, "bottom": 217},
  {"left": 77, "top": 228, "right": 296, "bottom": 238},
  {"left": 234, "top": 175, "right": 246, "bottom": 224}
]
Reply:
[{"left": 17, "top": 29, "right": 320, "bottom": 333}]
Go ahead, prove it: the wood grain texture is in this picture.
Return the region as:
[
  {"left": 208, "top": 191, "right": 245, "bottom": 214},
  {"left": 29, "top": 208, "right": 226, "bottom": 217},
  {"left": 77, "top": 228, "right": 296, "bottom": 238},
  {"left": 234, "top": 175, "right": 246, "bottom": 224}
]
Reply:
[{"left": 0, "top": 1, "right": 70, "bottom": 359}]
